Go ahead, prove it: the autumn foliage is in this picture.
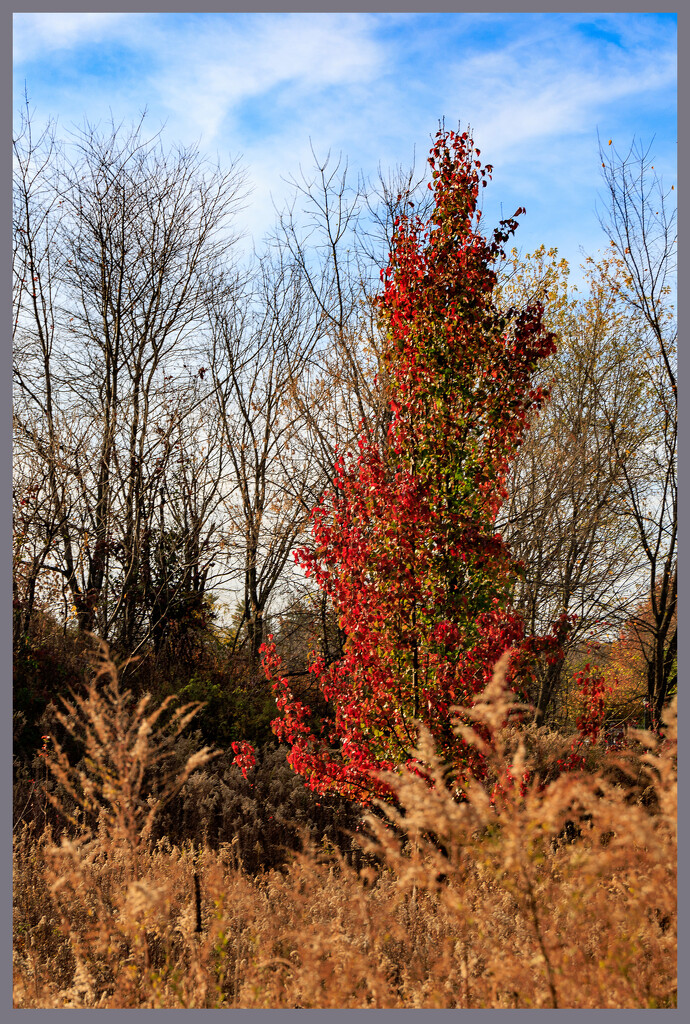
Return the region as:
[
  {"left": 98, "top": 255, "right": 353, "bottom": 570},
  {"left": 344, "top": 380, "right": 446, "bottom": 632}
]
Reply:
[{"left": 246, "top": 130, "right": 558, "bottom": 801}]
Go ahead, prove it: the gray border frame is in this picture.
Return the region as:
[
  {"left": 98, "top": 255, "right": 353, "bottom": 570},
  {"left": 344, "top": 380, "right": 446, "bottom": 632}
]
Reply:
[{"left": 6, "top": 2, "right": 681, "bottom": 1019}]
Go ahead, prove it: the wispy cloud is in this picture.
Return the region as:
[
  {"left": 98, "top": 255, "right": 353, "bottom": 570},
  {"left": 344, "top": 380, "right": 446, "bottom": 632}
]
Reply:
[
  {"left": 149, "top": 13, "right": 384, "bottom": 147},
  {"left": 13, "top": 12, "right": 138, "bottom": 64}
]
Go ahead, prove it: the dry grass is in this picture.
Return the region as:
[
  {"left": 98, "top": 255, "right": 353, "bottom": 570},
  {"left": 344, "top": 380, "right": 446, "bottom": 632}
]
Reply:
[{"left": 13, "top": 648, "right": 676, "bottom": 1008}]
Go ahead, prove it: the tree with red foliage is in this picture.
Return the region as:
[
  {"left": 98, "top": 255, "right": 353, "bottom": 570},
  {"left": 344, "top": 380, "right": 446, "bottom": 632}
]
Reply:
[{"left": 242, "top": 129, "right": 557, "bottom": 801}]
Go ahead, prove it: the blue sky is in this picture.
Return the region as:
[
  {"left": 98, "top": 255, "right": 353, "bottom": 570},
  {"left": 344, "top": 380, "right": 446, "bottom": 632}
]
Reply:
[{"left": 13, "top": 11, "right": 677, "bottom": 280}]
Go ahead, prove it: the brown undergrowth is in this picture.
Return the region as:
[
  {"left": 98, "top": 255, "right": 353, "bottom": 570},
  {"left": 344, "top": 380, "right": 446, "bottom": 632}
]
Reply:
[{"left": 13, "top": 647, "right": 676, "bottom": 1008}]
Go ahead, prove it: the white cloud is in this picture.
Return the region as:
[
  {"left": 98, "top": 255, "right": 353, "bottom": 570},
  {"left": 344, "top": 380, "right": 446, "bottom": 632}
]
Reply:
[
  {"left": 13, "top": 12, "right": 137, "bottom": 65},
  {"left": 446, "top": 33, "right": 676, "bottom": 166},
  {"left": 142, "top": 14, "right": 383, "bottom": 148}
]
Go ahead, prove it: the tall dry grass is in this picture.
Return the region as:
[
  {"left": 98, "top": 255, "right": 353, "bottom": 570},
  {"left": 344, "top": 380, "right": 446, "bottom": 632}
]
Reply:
[{"left": 13, "top": 648, "right": 676, "bottom": 1008}]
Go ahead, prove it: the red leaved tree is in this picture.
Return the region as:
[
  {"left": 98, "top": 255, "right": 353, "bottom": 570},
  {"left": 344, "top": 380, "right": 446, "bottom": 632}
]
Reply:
[{"left": 242, "top": 129, "right": 558, "bottom": 802}]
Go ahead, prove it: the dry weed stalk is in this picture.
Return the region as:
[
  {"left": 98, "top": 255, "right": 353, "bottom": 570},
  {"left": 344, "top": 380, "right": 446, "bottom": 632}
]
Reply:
[
  {"left": 359, "top": 652, "right": 677, "bottom": 1008},
  {"left": 13, "top": 649, "right": 676, "bottom": 1008},
  {"left": 44, "top": 640, "right": 217, "bottom": 853},
  {"left": 14, "top": 642, "right": 218, "bottom": 1006}
]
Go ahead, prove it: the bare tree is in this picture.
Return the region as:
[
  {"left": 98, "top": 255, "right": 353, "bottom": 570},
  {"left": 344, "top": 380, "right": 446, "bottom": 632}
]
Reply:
[
  {"left": 270, "top": 148, "right": 382, "bottom": 472},
  {"left": 597, "top": 136, "right": 677, "bottom": 728},
  {"left": 498, "top": 250, "right": 652, "bottom": 723},
  {"left": 12, "top": 419, "right": 67, "bottom": 634},
  {"left": 208, "top": 253, "right": 323, "bottom": 669},
  {"left": 13, "top": 106, "right": 247, "bottom": 644},
  {"left": 13, "top": 111, "right": 73, "bottom": 635},
  {"left": 111, "top": 376, "right": 230, "bottom": 662},
  {"left": 269, "top": 145, "right": 437, "bottom": 483}
]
